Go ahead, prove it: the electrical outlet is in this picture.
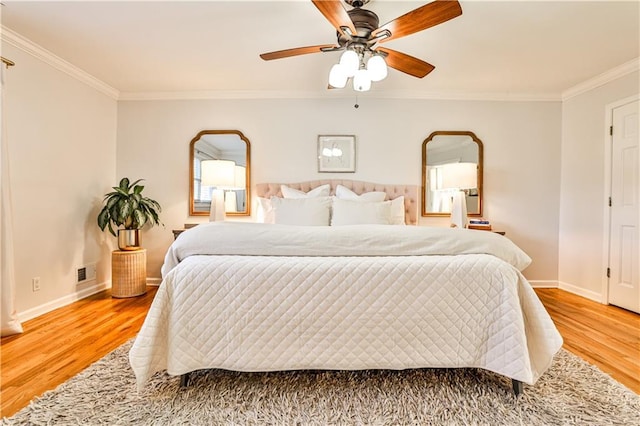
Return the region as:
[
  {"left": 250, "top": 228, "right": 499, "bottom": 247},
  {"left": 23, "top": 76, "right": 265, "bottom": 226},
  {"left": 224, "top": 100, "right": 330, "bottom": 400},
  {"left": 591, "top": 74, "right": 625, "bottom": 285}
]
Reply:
[{"left": 32, "top": 277, "right": 41, "bottom": 292}]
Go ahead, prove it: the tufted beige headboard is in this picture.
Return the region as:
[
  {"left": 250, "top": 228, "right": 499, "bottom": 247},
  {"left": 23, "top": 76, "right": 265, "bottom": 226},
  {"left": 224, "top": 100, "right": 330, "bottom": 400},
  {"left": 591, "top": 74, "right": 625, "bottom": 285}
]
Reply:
[{"left": 255, "top": 180, "right": 418, "bottom": 225}]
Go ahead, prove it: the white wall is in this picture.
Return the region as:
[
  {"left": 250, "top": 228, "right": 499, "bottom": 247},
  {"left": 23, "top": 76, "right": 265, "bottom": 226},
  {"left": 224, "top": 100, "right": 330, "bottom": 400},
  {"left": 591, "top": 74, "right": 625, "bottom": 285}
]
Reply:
[
  {"left": 3, "top": 42, "right": 118, "bottom": 317},
  {"left": 117, "top": 98, "right": 561, "bottom": 281},
  {"left": 559, "top": 71, "right": 639, "bottom": 300}
]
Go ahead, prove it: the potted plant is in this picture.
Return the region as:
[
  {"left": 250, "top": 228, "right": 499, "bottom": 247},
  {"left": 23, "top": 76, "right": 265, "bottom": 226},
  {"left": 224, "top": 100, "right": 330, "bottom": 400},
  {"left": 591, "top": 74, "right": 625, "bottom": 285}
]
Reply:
[{"left": 97, "top": 177, "right": 163, "bottom": 250}]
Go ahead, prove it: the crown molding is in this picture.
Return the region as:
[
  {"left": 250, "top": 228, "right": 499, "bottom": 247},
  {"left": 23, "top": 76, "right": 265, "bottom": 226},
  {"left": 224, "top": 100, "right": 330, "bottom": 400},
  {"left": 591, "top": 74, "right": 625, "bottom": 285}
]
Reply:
[
  {"left": 1, "top": 26, "right": 120, "bottom": 100},
  {"left": 562, "top": 57, "right": 639, "bottom": 101},
  {"left": 118, "top": 88, "right": 560, "bottom": 102},
  {"left": 117, "top": 90, "right": 340, "bottom": 101},
  {"left": 366, "top": 90, "right": 561, "bottom": 102}
]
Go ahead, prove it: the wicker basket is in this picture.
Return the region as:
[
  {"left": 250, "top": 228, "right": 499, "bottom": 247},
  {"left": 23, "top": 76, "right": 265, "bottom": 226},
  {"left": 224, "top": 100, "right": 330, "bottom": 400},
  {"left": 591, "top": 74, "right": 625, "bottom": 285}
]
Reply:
[{"left": 111, "top": 249, "right": 147, "bottom": 298}]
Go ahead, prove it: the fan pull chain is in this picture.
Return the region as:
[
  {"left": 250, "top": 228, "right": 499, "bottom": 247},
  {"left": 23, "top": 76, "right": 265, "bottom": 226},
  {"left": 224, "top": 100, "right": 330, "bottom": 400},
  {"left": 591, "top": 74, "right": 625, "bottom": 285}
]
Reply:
[{"left": 354, "top": 94, "right": 359, "bottom": 109}]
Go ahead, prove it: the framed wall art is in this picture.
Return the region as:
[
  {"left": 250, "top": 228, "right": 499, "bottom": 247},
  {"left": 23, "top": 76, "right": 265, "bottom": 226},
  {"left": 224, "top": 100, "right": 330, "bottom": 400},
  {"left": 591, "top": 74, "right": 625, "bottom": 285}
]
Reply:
[{"left": 317, "top": 135, "right": 356, "bottom": 173}]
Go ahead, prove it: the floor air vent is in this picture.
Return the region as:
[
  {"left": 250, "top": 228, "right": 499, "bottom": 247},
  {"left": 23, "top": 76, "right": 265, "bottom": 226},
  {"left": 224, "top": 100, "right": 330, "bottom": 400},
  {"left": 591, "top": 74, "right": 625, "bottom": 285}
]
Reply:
[
  {"left": 76, "top": 263, "right": 97, "bottom": 284},
  {"left": 77, "top": 267, "right": 87, "bottom": 282}
]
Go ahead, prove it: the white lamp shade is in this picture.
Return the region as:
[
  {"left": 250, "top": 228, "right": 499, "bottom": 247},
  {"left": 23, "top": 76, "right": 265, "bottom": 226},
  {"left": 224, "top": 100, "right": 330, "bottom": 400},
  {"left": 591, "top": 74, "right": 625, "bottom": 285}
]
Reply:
[
  {"left": 339, "top": 50, "right": 359, "bottom": 77},
  {"left": 329, "top": 63, "right": 348, "bottom": 88},
  {"left": 441, "top": 162, "right": 478, "bottom": 190},
  {"left": 201, "top": 160, "right": 236, "bottom": 188},
  {"left": 353, "top": 69, "right": 371, "bottom": 92},
  {"left": 234, "top": 165, "right": 246, "bottom": 189},
  {"left": 367, "top": 55, "right": 388, "bottom": 82}
]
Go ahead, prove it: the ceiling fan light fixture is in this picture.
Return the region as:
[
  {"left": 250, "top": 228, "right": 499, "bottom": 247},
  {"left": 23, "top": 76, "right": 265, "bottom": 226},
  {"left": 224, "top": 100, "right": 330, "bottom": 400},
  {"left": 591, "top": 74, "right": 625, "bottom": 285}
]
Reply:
[
  {"left": 260, "top": 1, "right": 463, "bottom": 91},
  {"left": 367, "top": 54, "right": 388, "bottom": 82},
  {"left": 353, "top": 68, "right": 371, "bottom": 92},
  {"left": 339, "top": 49, "right": 359, "bottom": 77},
  {"left": 329, "top": 63, "right": 348, "bottom": 88}
]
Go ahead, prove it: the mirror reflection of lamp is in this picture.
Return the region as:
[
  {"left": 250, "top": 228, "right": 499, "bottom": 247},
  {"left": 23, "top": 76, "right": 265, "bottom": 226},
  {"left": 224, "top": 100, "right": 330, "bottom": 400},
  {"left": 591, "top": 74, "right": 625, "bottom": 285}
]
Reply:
[
  {"left": 200, "top": 160, "right": 236, "bottom": 221},
  {"left": 224, "top": 165, "right": 246, "bottom": 213},
  {"left": 440, "top": 162, "right": 478, "bottom": 228}
]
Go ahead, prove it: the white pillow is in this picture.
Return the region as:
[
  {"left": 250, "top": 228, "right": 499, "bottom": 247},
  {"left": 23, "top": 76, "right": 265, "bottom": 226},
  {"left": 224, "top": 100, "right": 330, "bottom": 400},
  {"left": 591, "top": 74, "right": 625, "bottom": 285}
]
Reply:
[
  {"left": 281, "top": 184, "right": 330, "bottom": 199},
  {"left": 270, "top": 196, "right": 332, "bottom": 226},
  {"left": 335, "top": 184, "right": 386, "bottom": 202},
  {"left": 390, "top": 196, "right": 406, "bottom": 225},
  {"left": 331, "top": 198, "right": 392, "bottom": 226},
  {"left": 256, "top": 197, "right": 275, "bottom": 224}
]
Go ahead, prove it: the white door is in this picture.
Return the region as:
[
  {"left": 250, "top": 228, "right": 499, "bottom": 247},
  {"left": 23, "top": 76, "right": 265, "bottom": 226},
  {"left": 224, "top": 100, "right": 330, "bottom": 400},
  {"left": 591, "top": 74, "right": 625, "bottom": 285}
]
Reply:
[{"left": 608, "top": 99, "right": 640, "bottom": 313}]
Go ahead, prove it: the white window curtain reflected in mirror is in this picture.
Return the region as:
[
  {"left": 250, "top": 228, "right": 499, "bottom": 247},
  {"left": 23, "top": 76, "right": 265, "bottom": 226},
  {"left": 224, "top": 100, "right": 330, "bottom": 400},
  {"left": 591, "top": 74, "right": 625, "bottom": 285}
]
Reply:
[{"left": 189, "top": 130, "right": 251, "bottom": 217}]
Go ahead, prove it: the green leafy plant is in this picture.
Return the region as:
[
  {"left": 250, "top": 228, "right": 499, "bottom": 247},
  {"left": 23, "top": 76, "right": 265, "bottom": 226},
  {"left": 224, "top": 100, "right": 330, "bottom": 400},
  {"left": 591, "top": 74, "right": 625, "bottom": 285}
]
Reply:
[{"left": 97, "top": 177, "right": 162, "bottom": 236}]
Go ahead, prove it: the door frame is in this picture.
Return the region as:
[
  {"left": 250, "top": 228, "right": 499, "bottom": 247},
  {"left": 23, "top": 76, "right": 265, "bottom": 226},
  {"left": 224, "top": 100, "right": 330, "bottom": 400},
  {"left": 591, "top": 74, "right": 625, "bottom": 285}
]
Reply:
[{"left": 601, "top": 94, "right": 639, "bottom": 304}]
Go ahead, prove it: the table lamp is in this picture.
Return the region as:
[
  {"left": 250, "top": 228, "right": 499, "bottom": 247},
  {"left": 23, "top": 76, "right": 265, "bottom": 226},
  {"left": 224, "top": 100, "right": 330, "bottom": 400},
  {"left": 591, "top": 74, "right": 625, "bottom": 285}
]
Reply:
[
  {"left": 200, "top": 160, "right": 236, "bottom": 221},
  {"left": 441, "top": 162, "right": 478, "bottom": 228}
]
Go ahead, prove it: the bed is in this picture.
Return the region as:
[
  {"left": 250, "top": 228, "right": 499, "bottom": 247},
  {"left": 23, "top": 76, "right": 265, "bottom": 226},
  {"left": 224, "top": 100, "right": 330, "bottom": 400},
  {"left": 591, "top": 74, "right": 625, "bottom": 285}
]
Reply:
[{"left": 129, "top": 180, "right": 563, "bottom": 395}]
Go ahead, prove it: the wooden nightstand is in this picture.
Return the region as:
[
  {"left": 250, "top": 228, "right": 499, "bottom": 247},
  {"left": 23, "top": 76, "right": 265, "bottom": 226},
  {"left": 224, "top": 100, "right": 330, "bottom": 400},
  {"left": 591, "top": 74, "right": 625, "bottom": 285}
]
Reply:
[
  {"left": 172, "top": 224, "right": 198, "bottom": 240},
  {"left": 468, "top": 227, "right": 506, "bottom": 236},
  {"left": 111, "top": 249, "right": 147, "bottom": 298}
]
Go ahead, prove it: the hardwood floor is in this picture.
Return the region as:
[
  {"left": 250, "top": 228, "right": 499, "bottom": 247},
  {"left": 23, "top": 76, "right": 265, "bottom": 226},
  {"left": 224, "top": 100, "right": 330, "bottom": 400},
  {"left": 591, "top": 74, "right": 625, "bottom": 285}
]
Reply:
[
  {"left": 0, "top": 286, "right": 157, "bottom": 418},
  {"left": 535, "top": 288, "right": 640, "bottom": 394},
  {"left": 1, "top": 286, "right": 638, "bottom": 418}
]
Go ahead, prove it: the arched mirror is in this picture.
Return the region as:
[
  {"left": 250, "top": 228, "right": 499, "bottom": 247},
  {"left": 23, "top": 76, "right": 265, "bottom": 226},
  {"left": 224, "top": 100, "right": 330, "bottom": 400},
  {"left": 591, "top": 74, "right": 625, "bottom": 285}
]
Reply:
[
  {"left": 189, "top": 130, "right": 251, "bottom": 216},
  {"left": 422, "top": 131, "right": 483, "bottom": 217}
]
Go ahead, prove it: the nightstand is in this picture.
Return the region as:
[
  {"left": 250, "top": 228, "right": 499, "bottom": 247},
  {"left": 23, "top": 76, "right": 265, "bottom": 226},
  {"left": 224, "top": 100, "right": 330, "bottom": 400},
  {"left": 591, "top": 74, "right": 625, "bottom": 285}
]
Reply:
[
  {"left": 111, "top": 249, "right": 147, "bottom": 298},
  {"left": 172, "top": 224, "right": 198, "bottom": 240},
  {"left": 468, "top": 228, "right": 506, "bottom": 236}
]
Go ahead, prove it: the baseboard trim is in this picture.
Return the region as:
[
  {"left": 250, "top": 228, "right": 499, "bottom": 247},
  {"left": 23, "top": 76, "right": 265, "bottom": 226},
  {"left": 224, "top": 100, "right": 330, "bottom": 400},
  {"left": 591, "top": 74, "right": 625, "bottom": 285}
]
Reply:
[
  {"left": 529, "top": 280, "right": 559, "bottom": 288},
  {"left": 18, "top": 281, "right": 111, "bottom": 323},
  {"left": 558, "top": 281, "right": 603, "bottom": 303},
  {"left": 17, "top": 278, "right": 160, "bottom": 322}
]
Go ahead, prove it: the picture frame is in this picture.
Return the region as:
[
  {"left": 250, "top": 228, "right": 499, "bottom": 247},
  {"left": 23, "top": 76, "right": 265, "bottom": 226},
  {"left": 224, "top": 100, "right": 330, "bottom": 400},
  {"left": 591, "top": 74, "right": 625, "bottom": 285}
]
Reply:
[{"left": 317, "top": 135, "right": 356, "bottom": 173}]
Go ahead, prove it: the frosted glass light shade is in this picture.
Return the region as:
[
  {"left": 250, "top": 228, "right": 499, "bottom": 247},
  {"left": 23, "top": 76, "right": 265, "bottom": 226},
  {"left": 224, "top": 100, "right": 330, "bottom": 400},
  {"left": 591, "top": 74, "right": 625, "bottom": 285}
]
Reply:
[
  {"left": 353, "top": 69, "right": 371, "bottom": 92},
  {"left": 201, "top": 160, "right": 236, "bottom": 188},
  {"left": 329, "top": 64, "right": 348, "bottom": 88},
  {"left": 339, "top": 50, "right": 359, "bottom": 77},
  {"left": 367, "top": 55, "right": 388, "bottom": 82}
]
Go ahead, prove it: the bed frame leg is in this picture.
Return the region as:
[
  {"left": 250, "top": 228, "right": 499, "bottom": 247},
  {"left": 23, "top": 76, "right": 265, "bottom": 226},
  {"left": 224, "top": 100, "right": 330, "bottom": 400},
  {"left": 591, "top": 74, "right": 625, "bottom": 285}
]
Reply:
[
  {"left": 512, "top": 379, "right": 523, "bottom": 396},
  {"left": 180, "top": 372, "right": 191, "bottom": 388}
]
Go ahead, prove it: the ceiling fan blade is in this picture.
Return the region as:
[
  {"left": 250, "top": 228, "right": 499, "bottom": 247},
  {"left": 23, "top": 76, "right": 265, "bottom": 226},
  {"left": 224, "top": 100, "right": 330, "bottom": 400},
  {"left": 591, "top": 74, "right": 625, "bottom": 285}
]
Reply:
[
  {"left": 377, "top": 47, "right": 435, "bottom": 78},
  {"left": 260, "top": 44, "right": 337, "bottom": 61},
  {"left": 374, "top": 0, "right": 462, "bottom": 43},
  {"left": 312, "top": 0, "right": 357, "bottom": 36}
]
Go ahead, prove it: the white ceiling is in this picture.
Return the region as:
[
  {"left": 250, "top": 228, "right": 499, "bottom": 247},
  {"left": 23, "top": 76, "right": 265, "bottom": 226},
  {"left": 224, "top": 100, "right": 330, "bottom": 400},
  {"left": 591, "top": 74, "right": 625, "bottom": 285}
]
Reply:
[{"left": 1, "top": 1, "right": 638, "bottom": 99}]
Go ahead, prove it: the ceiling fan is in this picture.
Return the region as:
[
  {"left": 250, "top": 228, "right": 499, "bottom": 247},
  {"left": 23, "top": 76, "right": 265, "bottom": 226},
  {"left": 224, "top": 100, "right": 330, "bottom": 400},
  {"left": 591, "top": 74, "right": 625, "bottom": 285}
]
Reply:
[{"left": 259, "top": 0, "right": 463, "bottom": 91}]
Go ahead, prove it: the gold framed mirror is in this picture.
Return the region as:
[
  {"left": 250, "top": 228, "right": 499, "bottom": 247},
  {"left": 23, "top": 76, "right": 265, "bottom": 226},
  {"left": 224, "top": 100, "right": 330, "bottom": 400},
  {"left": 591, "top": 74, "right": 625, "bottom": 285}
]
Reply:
[
  {"left": 421, "top": 131, "right": 483, "bottom": 217},
  {"left": 189, "top": 130, "right": 251, "bottom": 216}
]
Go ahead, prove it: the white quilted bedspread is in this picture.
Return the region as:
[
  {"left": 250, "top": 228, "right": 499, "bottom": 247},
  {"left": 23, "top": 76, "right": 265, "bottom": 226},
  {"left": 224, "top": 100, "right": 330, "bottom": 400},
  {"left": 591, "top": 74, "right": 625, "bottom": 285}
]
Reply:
[{"left": 130, "top": 229, "right": 563, "bottom": 389}]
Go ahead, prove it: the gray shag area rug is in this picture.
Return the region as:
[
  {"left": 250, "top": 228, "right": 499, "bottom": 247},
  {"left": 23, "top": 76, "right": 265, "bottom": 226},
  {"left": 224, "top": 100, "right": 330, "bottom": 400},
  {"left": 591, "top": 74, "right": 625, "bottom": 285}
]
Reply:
[{"left": 2, "top": 341, "right": 639, "bottom": 425}]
